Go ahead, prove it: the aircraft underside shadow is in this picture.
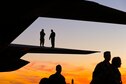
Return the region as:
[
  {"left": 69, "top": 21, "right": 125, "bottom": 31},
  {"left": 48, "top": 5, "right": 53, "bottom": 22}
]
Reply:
[{"left": 1, "top": 0, "right": 125, "bottom": 72}]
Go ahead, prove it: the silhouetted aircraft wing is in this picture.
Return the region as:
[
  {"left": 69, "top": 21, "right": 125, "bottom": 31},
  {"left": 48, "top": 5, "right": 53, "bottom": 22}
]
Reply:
[
  {"left": 10, "top": 44, "right": 99, "bottom": 54},
  {"left": 0, "top": 43, "right": 99, "bottom": 72},
  {"left": 0, "top": 59, "right": 29, "bottom": 72}
]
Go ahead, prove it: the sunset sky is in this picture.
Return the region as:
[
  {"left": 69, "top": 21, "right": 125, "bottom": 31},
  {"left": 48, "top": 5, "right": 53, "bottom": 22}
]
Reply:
[
  {"left": 0, "top": 16, "right": 122, "bottom": 84},
  {"left": 4, "top": 1, "right": 126, "bottom": 83}
]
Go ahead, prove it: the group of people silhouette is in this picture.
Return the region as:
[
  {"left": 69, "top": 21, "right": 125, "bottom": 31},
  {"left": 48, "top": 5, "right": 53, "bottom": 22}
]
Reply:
[
  {"left": 90, "top": 51, "right": 122, "bottom": 84},
  {"left": 39, "top": 51, "right": 122, "bottom": 84},
  {"left": 40, "top": 29, "right": 56, "bottom": 48}
]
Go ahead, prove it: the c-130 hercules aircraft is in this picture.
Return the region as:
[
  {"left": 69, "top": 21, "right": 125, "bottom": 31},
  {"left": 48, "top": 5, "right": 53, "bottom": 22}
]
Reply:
[{"left": 1, "top": 0, "right": 126, "bottom": 72}]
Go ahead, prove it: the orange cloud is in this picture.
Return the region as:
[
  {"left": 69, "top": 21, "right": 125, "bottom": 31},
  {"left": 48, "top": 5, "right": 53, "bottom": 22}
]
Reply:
[{"left": 0, "top": 61, "right": 126, "bottom": 84}]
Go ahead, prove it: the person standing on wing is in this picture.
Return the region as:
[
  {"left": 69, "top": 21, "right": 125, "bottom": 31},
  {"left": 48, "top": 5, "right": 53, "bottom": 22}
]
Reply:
[
  {"left": 49, "top": 29, "right": 56, "bottom": 48},
  {"left": 40, "top": 29, "right": 45, "bottom": 47}
]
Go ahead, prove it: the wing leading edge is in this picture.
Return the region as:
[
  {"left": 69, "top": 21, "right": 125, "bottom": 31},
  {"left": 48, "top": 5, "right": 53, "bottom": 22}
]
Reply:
[{"left": 10, "top": 44, "right": 100, "bottom": 54}]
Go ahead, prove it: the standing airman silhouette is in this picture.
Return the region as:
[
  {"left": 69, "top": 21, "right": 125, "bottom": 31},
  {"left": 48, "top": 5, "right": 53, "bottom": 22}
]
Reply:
[
  {"left": 49, "top": 29, "right": 56, "bottom": 48},
  {"left": 40, "top": 29, "right": 45, "bottom": 47}
]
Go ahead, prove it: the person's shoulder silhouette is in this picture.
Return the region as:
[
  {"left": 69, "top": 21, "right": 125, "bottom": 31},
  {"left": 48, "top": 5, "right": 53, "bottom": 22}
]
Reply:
[
  {"left": 48, "top": 64, "right": 66, "bottom": 84},
  {"left": 49, "top": 29, "right": 55, "bottom": 39},
  {"left": 40, "top": 29, "right": 45, "bottom": 38},
  {"left": 39, "top": 78, "right": 49, "bottom": 84}
]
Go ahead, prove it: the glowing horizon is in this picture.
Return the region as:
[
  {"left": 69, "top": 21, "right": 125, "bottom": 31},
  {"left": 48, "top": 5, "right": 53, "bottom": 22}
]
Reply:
[{"left": 0, "top": 59, "right": 126, "bottom": 84}]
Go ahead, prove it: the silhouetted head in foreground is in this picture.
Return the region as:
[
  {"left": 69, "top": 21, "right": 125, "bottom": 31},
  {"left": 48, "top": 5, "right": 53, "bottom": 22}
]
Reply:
[
  {"left": 111, "top": 57, "right": 122, "bottom": 84},
  {"left": 56, "top": 64, "right": 62, "bottom": 74},
  {"left": 49, "top": 64, "right": 66, "bottom": 84},
  {"left": 104, "top": 51, "right": 111, "bottom": 62},
  {"left": 112, "top": 57, "right": 121, "bottom": 68}
]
